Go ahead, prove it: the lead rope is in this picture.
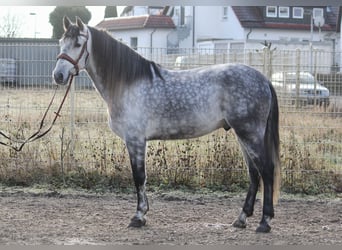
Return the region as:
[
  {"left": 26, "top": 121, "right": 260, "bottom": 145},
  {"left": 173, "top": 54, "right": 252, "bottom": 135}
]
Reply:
[{"left": 0, "top": 75, "right": 74, "bottom": 152}]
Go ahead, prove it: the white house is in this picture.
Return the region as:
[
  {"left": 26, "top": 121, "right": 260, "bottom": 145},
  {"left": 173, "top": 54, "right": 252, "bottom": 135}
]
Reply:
[
  {"left": 97, "top": 6, "right": 340, "bottom": 49},
  {"left": 191, "top": 7, "right": 339, "bottom": 52},
  {"left": 96, "top": 7, "right": 175, "bottom": 55},
  {"left": 96, "top": 6, "right": 341, "bottom": 70}
]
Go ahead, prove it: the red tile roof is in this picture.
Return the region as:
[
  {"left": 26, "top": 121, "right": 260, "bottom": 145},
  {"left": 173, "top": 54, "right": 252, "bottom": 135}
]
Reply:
[{"left": 96, "top": 15, "right": 176, "bottom": 30}]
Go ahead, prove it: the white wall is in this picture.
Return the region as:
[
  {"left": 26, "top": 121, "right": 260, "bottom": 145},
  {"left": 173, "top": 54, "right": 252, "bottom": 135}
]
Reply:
[
  {"left": 195, "top": 6, "right": 235, "bottom": 41},
  {"left": 176, "top": 6, "right": 245, "bottom": 50},
  {"left": 110, "top": 28, "right": 171, "bottom": 49},
  {"left": 228, "top": 7, "right": 245, "bottom": 39}
]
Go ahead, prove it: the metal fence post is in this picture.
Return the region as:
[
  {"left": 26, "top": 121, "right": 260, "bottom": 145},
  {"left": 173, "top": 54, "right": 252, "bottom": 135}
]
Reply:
[
  {"left": 313, "top": 49, "right": 318, "bottom": 106},
  {"left": 247, "top": 51, "right": 252, "bottom": 66},
  {"left": 69, "top": 77, "right": 75, "bottom": 153},
  {"left": 263, "top": 47, "right": 267, "bottom": 76},
  {"left": 295, "top": 48, "right": 301, "bottom": 109},
  {"left": 263, "top": 46, "right": 272, "bottom": 79}
]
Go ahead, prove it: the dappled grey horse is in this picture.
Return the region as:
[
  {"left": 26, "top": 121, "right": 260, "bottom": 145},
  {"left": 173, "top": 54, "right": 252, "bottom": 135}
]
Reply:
[{"left": 53, "top": 17, "right": 281, "bottom": 233}]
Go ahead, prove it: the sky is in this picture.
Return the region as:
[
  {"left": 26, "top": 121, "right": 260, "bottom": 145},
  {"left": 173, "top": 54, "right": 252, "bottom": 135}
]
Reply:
[{"left": 0, "top": 6, "right": 125, "bottom": 38}]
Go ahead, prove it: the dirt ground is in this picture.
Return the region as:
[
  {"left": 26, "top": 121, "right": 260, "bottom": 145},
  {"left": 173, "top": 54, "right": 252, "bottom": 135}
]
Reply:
[{"left": 0, "top": 187, "right": 341, "bottom": 245}]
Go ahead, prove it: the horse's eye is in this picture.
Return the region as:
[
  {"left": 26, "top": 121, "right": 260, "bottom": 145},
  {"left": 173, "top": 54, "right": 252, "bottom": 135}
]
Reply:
[{"left": 75, "top": 43, "right": 81, "bottom": 48}]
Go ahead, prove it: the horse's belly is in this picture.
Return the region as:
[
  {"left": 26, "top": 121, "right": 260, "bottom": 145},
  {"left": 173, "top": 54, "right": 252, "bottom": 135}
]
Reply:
[{"left": 145, "top": 117, "right": 225, "bottom": 140}]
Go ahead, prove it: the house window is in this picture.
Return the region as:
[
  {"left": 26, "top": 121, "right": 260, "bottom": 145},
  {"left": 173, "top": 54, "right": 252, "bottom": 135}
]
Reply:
[
  {"left": 222, "top": 6, "right": 228, "bottom": 20},
  {"left": 130, "top": 37, "right": 138, "bottom": 50},
  {"left": 293, "top": 7, "right": 304, "bottom": 19},
  {"left": 279, "top": 7, "right": 289, "bottom": 18},
  {"left": 313, "top": 8, "right": 324, "bottom": 18},
  {"left": 266, "top": 6, "right": 277, "bottom": 17}
]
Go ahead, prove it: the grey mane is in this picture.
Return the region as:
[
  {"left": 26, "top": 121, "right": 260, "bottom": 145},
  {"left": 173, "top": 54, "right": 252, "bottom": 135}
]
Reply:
[{"left": 87, "top": 26, "right": 164, "bottom": 88}]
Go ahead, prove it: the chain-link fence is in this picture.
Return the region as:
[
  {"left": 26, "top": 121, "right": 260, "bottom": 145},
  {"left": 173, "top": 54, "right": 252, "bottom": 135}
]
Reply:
[{"left": 0, "top": 38, "right": 341, "bottom": 193}]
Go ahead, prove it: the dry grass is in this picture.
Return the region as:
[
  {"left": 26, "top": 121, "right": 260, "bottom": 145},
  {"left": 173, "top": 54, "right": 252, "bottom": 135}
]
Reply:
[{"left": 0, "top": 88, "right": 341, "bottom": 194}]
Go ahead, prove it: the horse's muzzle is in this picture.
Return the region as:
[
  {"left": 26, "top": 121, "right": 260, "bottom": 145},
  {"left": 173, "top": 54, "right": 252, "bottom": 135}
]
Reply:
[{"left": 53, "top": 71, "right": 70, "bottom": 85}]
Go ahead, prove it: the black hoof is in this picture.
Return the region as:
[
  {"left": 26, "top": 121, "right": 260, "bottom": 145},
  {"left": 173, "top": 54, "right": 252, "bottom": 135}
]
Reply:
[
  {"left": 232, "top": 219, "right": 247, "bottom": 229},
  {"left": 256, "top": 223, "right": 271, "bottom": 233},
  {"left": 128, "top": 217, "right": 146, "bottom": 228}
]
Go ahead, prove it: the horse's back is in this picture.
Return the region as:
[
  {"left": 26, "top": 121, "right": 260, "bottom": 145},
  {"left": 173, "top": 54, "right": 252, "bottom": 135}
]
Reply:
[{"left": 168, "top": 63, "right": 270, "bottom": 94}]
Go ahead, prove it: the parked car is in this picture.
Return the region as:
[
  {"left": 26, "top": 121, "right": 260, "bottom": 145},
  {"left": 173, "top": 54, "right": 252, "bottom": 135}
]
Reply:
[
  {"left": 174, "top": 56, "right": 191, "bottom": 70},
  {"left": 271, "top": 71, "right": 330, "bottom": 106},
  {"left": 0, "top": 58, "right": 17, "bottom": 85}
]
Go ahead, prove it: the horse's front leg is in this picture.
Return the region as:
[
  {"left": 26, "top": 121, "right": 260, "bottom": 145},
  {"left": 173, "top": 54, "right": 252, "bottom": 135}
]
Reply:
[{"left": 126, "top": 137, "right": 149, "bottom": 227}]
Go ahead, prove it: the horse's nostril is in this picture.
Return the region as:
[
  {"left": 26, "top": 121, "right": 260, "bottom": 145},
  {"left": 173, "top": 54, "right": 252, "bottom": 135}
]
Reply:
[{"left": 54, "top": 72, "right": 64, "bottom": 83}]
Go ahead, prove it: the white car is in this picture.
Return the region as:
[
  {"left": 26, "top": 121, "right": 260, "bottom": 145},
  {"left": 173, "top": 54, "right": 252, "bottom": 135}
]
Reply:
[
  {"left": 174, "top": 56, "right": 191, "bottom": 70},
  {"left": 271, "top": 72, "right": 330, "bottom": 106}
]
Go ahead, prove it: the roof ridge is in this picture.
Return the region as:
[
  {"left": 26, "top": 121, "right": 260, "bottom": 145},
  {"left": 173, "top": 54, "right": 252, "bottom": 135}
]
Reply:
[{"left": 96, "top": 14, "right": 175, "bottom": 30}]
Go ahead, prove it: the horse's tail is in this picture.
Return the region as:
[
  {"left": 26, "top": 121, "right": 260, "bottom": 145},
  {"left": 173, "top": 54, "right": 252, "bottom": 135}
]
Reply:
[{"left": 265, "top": 83, "right": 281, "bottom": 205}]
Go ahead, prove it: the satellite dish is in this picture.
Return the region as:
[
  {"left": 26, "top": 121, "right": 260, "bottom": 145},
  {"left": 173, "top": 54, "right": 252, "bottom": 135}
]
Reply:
[{"left": 314, "top": 16, "right": 325, "bottom": 27}]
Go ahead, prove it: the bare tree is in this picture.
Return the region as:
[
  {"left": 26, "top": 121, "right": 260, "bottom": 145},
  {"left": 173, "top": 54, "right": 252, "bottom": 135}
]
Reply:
[{"left": 0, "top": 11, "right": 22, "bottom": 38}]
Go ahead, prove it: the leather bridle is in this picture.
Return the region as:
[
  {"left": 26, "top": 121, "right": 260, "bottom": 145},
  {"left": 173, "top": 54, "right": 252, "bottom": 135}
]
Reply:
[{"left": 56, "top": 32, "right": 89, "bottom": 76}]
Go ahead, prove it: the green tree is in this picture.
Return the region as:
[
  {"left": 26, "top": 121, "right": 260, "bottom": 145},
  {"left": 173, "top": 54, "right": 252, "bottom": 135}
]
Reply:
[
  {"left": 104, "top": 6, "right": 118, "bottom": 18},
  {"left": 49, "top": 6, "right": 91, "bottom": 39}
]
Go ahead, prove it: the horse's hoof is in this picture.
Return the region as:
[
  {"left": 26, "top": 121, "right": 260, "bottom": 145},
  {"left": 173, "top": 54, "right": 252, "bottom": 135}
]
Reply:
[
  {"left": 128, "top": 217, "right": 146, "bottom": 228},
  {"left": 256, "top": 223, "right": 271, "bottom": 233},
  {"left": 232, "top": 219, "right": 247, "bottom": 229}
]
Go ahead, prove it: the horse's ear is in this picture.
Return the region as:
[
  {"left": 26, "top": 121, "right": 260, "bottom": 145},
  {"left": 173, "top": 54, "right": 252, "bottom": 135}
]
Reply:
[
  {"left": 76, "top": 16, "right": 85, "bottom": 31},
  {"left": 63, "top": 16, "right": 72, "bottom": 31}
]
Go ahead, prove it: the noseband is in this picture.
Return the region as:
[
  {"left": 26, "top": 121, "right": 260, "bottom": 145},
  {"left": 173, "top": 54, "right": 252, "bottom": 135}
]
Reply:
[{"left": 57, "top": 32, "right": 89, "bottom": 76}]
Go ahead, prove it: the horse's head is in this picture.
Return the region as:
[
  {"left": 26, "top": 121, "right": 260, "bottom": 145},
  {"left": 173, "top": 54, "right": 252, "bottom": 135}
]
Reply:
[{"left": 53, "top": 16, "right": 89, "bottom": 85}]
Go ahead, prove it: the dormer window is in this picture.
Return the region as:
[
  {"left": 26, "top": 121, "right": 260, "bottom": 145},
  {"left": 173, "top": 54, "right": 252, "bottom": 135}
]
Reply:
[
  {"left": 293, "top": 7, "right": 304, "bottom": 19},
  {"left": 279, "top": 7, "right": 289, "bottom": 18},
  {"left": 266, "top": 6, "right": 277, "bottom": 17}
]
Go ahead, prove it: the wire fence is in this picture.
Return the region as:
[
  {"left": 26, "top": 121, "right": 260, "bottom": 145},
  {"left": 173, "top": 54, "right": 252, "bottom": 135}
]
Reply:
[{"left": 0, "top": 38, "right": 341, "bottom": 193}]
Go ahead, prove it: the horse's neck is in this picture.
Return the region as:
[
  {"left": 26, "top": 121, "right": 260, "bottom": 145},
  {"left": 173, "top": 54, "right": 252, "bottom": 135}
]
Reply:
[
  {"left": 86, "top": 54, "right": 126, "bottom": 114},
  {"left": 86, "top": 64, "right": 109, "bottom": 99},
  {"left": 82, "top": 30, "right": 104, "bottom": 97}
]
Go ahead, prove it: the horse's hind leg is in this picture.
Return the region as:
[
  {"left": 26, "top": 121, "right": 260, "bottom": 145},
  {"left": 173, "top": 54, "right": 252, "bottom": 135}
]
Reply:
[
  {"left": 126, "top": 137, "right": 149, "bottom": 227},
  {"left": 233, "top": 153, "right": 260, "bottom": 229},
  {"left": 234, "top": 135, "right": 274, "bottom": 233},
  {"left": 256, "top": 160, "right": 275, "bottom": 233}
]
